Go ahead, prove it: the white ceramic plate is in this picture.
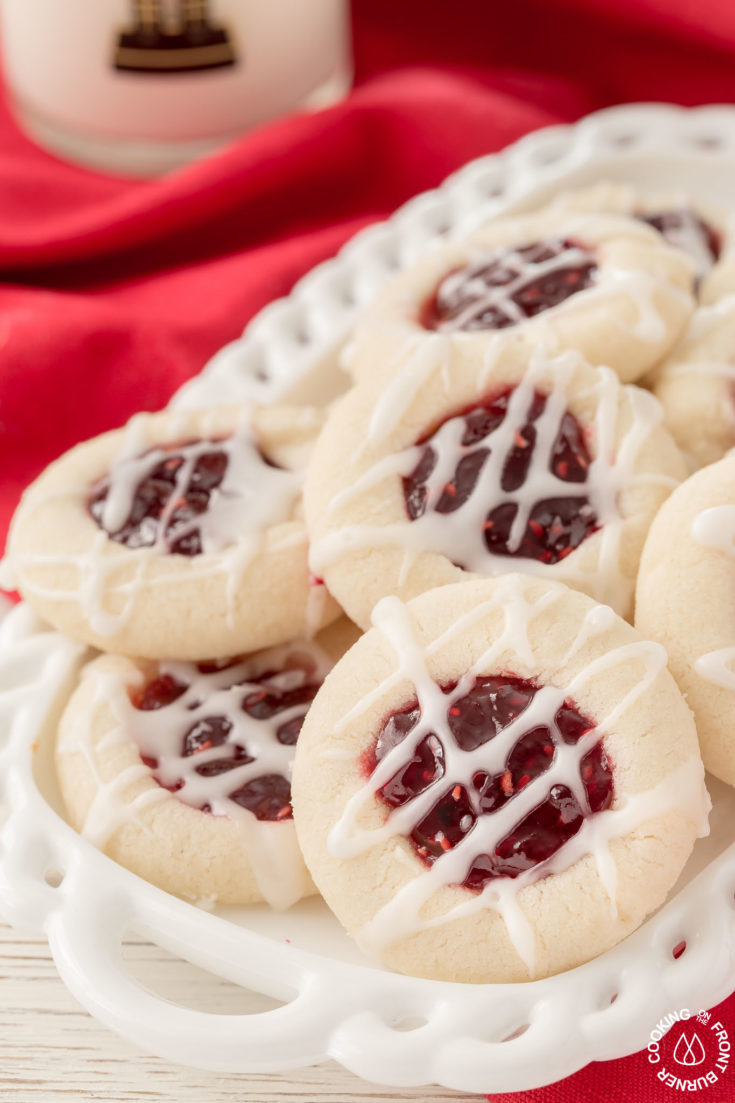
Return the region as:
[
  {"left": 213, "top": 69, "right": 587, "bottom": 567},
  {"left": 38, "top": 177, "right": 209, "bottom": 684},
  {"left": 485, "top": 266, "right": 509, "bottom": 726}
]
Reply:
[{"left": 2, "top": 103, "right": 735, "bottom": 1096}]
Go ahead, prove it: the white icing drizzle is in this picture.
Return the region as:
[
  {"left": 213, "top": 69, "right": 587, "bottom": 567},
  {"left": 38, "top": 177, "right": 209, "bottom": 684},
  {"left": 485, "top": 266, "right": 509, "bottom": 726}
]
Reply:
[
  {"left": 594, "top": 265, "right": 682, "bottom": 344},
  {"left": 327, "top": 583, "right": 709, "bottom": 974},
  {"left": 96, "top": 420, "right": 298, "bottom": 555},
  {"left": 694, "top": 648, "right": 735, "bottom": 690},
  {"left": 367, "top": 332, "right": 451, "bottom": 447},
  {"left": 311, "top": 348, "right": 674, "bottom": 614},
  {"left": 684, "top": 294, "right": 735, "bottom": 341},
  {"left": 433, "top": 241, "right": 595, "bottom": 332},
  {"left": 691, "top": 504, "right": 735, "bottom": 557},
  {"left": 549, "top": 186, "right": 718, "bottom": 272},
  {"left": 661, "top": 297, "right": 735, "bottom": 383},
  {"left": 639, "top": 209, "right": 717, "bottom": 275},
  {"left": 7, "top": 411, "right": 304, "bottom": 638},
  {"left": 691, "top": 505, "right": 735, "bottom": 688},
  {"left": 432, "top": 219, "right": 692, "bottom": 348},
  {"left": 59, "top": 639, "right": 333, "bottom": 909}
]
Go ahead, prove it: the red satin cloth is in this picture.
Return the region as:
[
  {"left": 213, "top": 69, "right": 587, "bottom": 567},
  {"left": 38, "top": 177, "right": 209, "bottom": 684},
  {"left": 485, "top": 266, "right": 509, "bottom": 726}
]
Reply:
[{"left": 0, "top": 0, "right": 734, "bottom": 1096}]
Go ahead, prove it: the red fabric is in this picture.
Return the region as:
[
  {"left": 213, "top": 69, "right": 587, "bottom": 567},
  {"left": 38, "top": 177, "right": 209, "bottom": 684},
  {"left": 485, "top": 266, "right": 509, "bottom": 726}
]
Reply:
[{"left": 0, "top": 1, "right": 734, "bottom": 1095}]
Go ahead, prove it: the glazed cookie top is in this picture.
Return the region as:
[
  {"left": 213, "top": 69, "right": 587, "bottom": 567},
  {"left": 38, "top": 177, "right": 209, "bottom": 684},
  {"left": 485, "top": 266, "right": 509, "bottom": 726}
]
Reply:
[
  {"left": 305, "top": 343, "right": 687, "bottom": 626},
  {"left": 57, "top": 618, "right": 359, "bottom": 909},
  {"left": 86, "top": 423, "right": 299, "bottom": 559},
  {"left": 421, "top": 235, "right": 597, "bottom": 333},
  {"left": 462, "top": 211, "right": 694, "bottom": 337},
  {"left": 292, "top": 576, "right": 708, "bottom": 979},
  {"left": 2, "top": 404, "right": 338, "bottom": 658},
  {"left": 701, "top": 250, "right": 735, "bottom": 306},
  {"left": 128, "top": 644, "right": 330, "bottom": 824},
  {"left": 545, "top": 181, "right": 727, "bottom": 276},
  {"left": 345, "top": 210, "right": 695, "bottom": 385}
]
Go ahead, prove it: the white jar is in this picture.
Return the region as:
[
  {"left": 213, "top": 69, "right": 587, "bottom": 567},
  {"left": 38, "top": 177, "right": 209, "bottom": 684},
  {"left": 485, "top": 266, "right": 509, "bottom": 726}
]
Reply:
[{"left": 0, "top": 0, "right": 352, "bottom": 175}]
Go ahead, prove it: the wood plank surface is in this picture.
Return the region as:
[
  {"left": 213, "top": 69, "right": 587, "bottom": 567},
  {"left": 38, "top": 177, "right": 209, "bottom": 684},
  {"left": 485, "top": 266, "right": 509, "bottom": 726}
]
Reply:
[{"left": 0, "top": 922, "right": 481, "bottom": 1103}]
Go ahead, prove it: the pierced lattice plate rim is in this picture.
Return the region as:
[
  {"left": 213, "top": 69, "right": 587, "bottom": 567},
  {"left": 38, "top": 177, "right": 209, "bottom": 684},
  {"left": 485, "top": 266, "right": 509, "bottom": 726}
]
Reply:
[{"left": 2, "top": 103, "right": 735, "bottom": 1094}]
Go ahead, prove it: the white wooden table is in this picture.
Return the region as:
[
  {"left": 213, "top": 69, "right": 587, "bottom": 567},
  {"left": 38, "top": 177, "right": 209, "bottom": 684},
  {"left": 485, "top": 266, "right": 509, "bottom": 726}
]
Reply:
[{"left": 0, "top": 922, "right": 481, "bottom": 1102}]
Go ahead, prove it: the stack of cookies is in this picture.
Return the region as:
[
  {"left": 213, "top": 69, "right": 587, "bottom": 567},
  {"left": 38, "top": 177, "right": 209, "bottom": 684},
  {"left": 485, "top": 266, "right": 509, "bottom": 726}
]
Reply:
[{"left": 8, "top": 180, "right": 735, "bottom": 984}]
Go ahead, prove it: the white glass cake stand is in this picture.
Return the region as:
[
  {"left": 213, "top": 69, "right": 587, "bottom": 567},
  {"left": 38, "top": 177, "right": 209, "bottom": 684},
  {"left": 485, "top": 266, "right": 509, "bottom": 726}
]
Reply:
[{"left": 2, "top": 103, "right": 735, "bottom": 1095}]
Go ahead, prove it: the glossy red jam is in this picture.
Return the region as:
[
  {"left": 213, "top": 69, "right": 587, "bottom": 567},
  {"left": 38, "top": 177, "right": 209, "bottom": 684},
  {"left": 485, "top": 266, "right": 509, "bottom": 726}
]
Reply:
[
  {"left": 90, "top": 434, "right": 286, "bottom": 557},
  {"left": 638, "top": 208, "right": 721, "bottom": 266},
  {"left": 403, "top": 389, "right": 598, "bottom": 565},
  {"left": 89, "top": 440, "right": 230, "bottom": 556},
  {"left": 372, "top": 674, "right": 613, "bottom": 888},
  {"left": 132, "top": 662, "right": 321, "bottom": 821},
  {"left": 423, "top": 238, "right": 596, "bottom": 332}
]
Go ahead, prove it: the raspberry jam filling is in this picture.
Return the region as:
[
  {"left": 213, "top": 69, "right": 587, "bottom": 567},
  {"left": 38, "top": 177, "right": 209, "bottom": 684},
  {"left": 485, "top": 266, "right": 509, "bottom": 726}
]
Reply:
[
  {"left": 638, "top": 208, "right": 721, "bottom": 266},
  {"left": 423, "top": 238, "right": 597, "bottom": 332},
  {"left": 89, "top": 439, "right": 230, "bottom": 556},
  {"left": 371, "top": 674, "right": 613, "bottom": 889},
  {"left": 132, "top": 659, "right": 322, "bottom": 821},
  {"left": 88, "top": 435, "right": 284, "bottom": 557},
  {"left": 403, "top": 388, "right": 598, "bottom": 565}
]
